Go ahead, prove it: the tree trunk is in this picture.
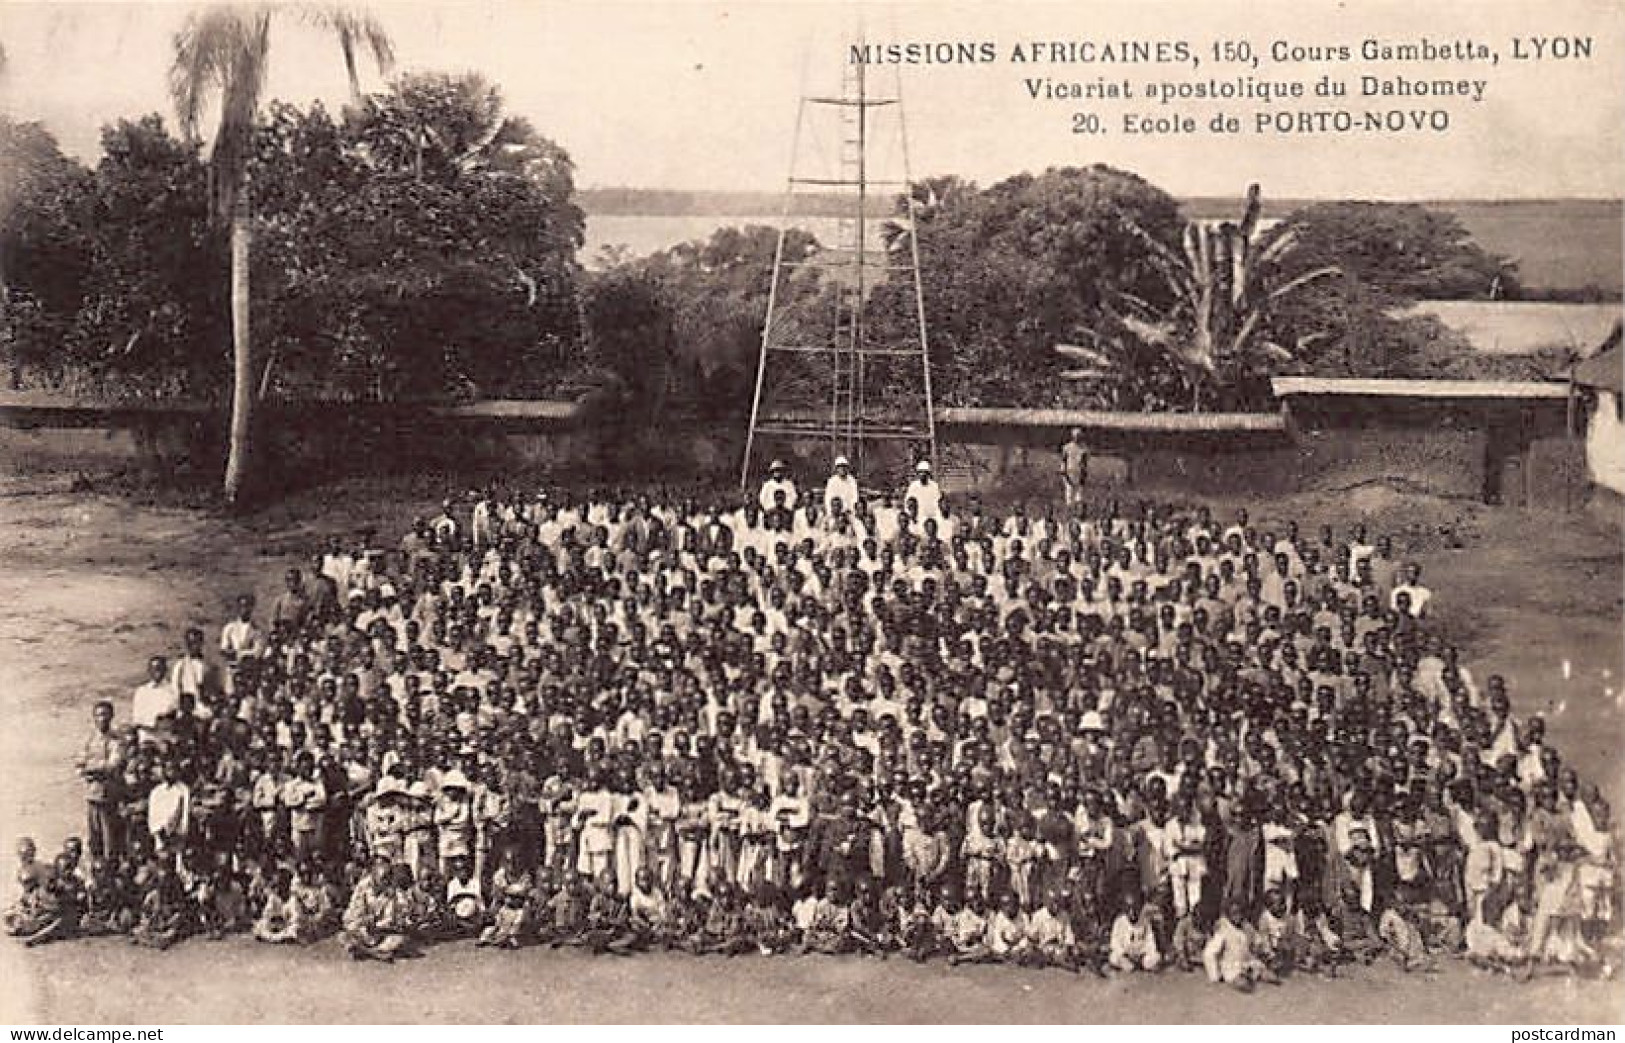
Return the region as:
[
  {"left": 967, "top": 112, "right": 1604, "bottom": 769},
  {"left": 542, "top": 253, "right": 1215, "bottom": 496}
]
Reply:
[{"left": 223, "top": 207, "right": 253, "bottom": 506}]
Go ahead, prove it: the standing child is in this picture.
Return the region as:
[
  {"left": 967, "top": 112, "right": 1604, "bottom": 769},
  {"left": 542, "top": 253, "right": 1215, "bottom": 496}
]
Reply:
[
  {"left": 435, "top": 771, "right": 477, "bottom": 879},
  {"left": 961, "top": 804, "right": 1002, "bottom": 901},
  {"left": 1166, "top": 793, "right": 1208, "bottom": 927},
  {"left": 1464, "top": 810, "right": 1505, "bottom": 926},
  {"left": 1005, "top": 814, "right": 1042, "bottom": 910}
]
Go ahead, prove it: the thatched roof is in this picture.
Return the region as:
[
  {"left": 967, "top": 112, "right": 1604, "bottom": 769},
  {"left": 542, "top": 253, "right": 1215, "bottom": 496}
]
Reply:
[{"left": 1573, "top": 325, "right": 1622, "bottom": 393}]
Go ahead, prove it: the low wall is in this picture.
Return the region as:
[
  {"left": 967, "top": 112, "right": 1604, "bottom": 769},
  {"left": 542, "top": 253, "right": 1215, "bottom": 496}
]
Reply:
[{"left": 0, "top": 396, "right": 1594, "bottom": 510}]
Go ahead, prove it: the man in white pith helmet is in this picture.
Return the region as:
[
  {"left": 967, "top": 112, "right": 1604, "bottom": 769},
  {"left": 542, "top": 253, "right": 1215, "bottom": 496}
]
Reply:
[
  {"left": 823, "top": 455, "right": 860, "bottom": 518},
  {"left": 759, "top": 459, "right": 798, "bottom": 514},
  {"left": 904, "top": 458, "right": 942, "bottom": 523}
]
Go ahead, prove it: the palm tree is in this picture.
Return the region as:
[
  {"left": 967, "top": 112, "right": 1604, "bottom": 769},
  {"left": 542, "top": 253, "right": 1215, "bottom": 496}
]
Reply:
[
  {"left": 170, "top": 4, "right": 393, "bottom": 506},
  {"left": 880, "top": 176, "right": 970, "bottom": 254},
  {"left": 1079, "top": 184, "right": 1340, "bottom": 410}
]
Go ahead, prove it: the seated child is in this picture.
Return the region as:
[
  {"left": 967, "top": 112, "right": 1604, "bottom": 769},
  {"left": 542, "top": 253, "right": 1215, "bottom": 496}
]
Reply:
[
  {"left": 801, "top": 879, "right": 852, "bottom": 955},
  {"left": 900, "top": 884, "right": 938, "bottom": 962},
  {"left": 15, "top": 855, "right": 76, "bottom": 948},
  {"left": 477, "top": 882, "right": 531, "bottom": 948},
  {"left": 846, "top": 878, "right": 888, "bottom": 955},
  {"left": 1253, "top": 888, "right": 1300, "bottom": 979},
  {"left": 444, "top": 855, "right": 485, "bottom": 938},
  {"left": 291, "top": 861, "right": 334, "bottom": 943},
  {"left": 582, "top": 869, "right": 631, "bottom": 954},
  {"left": 253, "top": 867, "right": 299, "bottom": 943},
  {"left": 984, "top": 889, "right": 1029, "bottom": 964},
  {"left": 701, "top": 883, "right": 754, "bottom": 957},
  {"left": 1022, "top": 889, "right": 1079, "bottom": 971},
  {"left": 1203, "top": 897, "right": 1270, "bottom": 991},
  {"left": 1378, "top": 902, "right": 1436, "bottom": 973},
  {"left": 3, "top": 838, "right": 54, "bottom": 940},
  {"left": 945, "top": 891, "right": 991, "bottom": 966},
  {"left": 196, "top": 857, "right": 248, "bottom": 939},
  {"left": 544, "top": 871, "right": 590, "bottom": 948},
  {"left": 1466, "top": 885, "right": 1529, "bottom": 973},
  {"left": 80, "top": 859, "right": 135, "bottom": 937},
  {"left": 131, "top": 864, "right": 191, "bottom": 950},
  {"left": 1108, "top": 889, "right": 1161, "bottom": 972},
  {"left": 624, "top": 866, "right": 671, "bottom": 951},
  {"left": 1169, "top": 905, "right": 1210, "bottom": 972},
  {"left": 745, "top": 883, "right": 792, "bottom": 956}
]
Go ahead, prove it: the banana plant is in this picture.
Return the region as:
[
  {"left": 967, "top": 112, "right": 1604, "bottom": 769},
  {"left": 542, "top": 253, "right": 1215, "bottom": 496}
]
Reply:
[{"left": 1066, "top": 184, "right": 1340, "bottom": 410}]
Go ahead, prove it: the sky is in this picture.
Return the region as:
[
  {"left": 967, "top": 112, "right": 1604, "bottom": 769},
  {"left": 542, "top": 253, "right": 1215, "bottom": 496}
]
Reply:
[{"left": 2, "top": 0, "right": 1623, "bottom": 200}]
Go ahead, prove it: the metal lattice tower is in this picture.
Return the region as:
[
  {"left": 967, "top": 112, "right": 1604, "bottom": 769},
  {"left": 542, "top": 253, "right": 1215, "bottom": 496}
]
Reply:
[{"left": 739, "top": 43, "right": 937, "bottom": 489}]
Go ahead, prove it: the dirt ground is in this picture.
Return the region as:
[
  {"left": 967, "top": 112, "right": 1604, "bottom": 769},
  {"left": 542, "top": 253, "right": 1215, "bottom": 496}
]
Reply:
[{"left": 0, "top": 474, "right": 1620, "bottom": 1024}]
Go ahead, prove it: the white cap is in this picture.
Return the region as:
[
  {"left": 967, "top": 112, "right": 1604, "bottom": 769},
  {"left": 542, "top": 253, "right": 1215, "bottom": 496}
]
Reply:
[
  {"left": 440, "top": 769, "right": 471, "bottom": 792},
  {"left": 834, "top": 455, "right": 850, "bottom": 468},
  {"left": 1079, "top": 711, "right": 1106, "bottom": 733},
  {"left": 915, "top": 459, "right": 932, "bottom": 472}
]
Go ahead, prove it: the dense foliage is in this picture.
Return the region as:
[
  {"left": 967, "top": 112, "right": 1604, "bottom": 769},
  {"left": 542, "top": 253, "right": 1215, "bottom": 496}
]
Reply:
[
  {"left": 1, "top": 72, "right": 584, "bottom": 401},
  {"left": 4, "top": 101, "right": 1532, "bottom": 411}
]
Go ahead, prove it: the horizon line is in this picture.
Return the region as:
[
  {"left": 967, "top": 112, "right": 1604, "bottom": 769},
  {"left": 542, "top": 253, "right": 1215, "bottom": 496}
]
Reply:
[{"left": 576, "top": 185, "right": 1625, "bottom": 205}]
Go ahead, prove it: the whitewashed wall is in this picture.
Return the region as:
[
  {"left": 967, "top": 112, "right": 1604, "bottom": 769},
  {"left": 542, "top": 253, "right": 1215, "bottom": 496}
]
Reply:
[{"left": 1587, "top": 389, "right": 1625, "bottom": 495}]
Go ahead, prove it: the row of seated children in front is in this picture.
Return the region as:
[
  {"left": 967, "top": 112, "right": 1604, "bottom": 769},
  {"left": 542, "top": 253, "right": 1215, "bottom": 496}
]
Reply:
[{"left": 7, "top": 827, "right": 1588, "bottom": 986}]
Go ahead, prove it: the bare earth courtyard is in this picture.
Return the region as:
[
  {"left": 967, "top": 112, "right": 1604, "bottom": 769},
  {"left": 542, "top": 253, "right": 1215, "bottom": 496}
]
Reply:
[{"left": 1, "top": 476, "right": 1621, "bottom": 1024}]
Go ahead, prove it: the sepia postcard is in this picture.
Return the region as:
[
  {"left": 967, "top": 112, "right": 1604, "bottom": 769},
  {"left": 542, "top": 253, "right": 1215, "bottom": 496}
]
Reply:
[{"left": 0, "top": 0, "right": 1621, "bottom": 1028}]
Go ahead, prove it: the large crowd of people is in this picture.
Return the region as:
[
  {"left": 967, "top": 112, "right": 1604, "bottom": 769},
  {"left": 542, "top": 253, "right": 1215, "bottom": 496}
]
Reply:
[{"left": 5, "top": 455, "right": 1619, "bottom": 986}]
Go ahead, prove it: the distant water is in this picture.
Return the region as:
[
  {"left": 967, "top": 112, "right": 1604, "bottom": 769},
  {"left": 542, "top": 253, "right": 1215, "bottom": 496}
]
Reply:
[
  {"left": 583, "top": 214, "right": 881, "bottom": 268},
  {"left": 583, "top": 200, "right": 1624, "bottom": 293}
]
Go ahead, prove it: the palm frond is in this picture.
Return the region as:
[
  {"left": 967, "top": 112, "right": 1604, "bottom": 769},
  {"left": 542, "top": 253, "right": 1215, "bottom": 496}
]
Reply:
[
  {"left": 171, "top": 6, "right": 272, "bottom": 219},
  {"left": 1255, "top": 225, "right": 1301, "bottom": 268},
  {"left": 1265, "top": 265, "right": 1341, "bottom": 302},
  {"left": 1054, "top": 343, "right": 1114, "bottom": 369},
  {"left": 300, "top": 5, "right": 396, "bottom": 99}
]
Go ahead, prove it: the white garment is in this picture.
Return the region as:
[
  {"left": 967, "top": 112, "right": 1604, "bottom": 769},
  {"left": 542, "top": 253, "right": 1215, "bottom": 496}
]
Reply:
[{"left": 132, "top": 681, "right": 178, "bottom": 730}]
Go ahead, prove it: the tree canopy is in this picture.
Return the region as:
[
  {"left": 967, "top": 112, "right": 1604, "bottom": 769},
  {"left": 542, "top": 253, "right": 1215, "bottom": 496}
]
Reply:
[
  {"left": 1, "top": 74, "right": 584, "bottom": 401},
  {"left": 865, "top": 165, "right": 1185, "bottom": 407}
]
